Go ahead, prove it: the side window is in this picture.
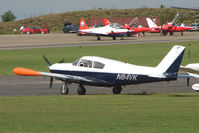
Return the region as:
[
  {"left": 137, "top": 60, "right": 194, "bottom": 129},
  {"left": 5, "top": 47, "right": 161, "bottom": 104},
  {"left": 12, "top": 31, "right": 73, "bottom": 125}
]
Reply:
[
  {"left": 93, "top": 61, "right": 105, "bottom": 69},
  {"left": 79, "top": 59, "right": 92, "bottom": 68}
]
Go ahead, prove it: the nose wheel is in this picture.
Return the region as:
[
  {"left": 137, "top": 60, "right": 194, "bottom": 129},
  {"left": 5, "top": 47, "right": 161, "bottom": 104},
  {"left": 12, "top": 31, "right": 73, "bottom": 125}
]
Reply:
[
  {"left": 77, "top": 84, "right": 86, "bottom": 95},
  {"left": 113, "top": 86, "right": 122, "bottom": 94},
  {"left": 60, "top": 84, "right": 69, "bottom": 95}
]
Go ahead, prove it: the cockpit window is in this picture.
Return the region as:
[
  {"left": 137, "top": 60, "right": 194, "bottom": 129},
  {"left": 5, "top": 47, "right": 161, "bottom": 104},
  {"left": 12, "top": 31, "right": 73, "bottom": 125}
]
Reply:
[
  {"left": 78, "top": 59, "right": 92, "bottom": 68},
  {"left": 109, "top": 23, "right": 124, "bottom": 29},
  {"left": 72, "top": 59, "right": 80, "bottom": 66},
  {"left": 93, "top": 61, "right": 105, "bottom": 69}
]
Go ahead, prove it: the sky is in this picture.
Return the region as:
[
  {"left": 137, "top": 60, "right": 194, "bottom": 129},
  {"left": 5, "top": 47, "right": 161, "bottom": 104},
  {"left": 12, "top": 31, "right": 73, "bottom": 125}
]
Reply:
[{"left": 0, "top": 0, "right": 199, "bottom": 20}]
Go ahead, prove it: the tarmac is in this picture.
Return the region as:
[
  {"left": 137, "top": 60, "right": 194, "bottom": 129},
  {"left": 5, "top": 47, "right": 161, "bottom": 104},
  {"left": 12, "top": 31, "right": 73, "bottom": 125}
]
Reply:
[{"left": 0, "top": 32, "right": 199, "bottom": 96}]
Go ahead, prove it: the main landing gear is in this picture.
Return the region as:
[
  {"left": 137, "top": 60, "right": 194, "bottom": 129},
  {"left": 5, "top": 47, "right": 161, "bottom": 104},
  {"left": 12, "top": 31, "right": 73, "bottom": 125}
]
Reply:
[
  {"left": 77, "top": 84, "right": 86, "bottom": 95},
  {"left": 60, "top": 83, "right": 86, "bottom": 95},
  {"left": 60, "top": 83, "right": 123, "bottom": 95},
  {"left": 112, "top": 86, "right": 123, "bottom": 94}
]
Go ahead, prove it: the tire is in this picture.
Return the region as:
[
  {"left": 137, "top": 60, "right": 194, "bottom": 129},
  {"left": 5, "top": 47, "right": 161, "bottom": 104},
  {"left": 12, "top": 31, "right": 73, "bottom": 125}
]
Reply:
[
  {"left": 169, "top": 32, "right": 173, "bottom": 36},
  {"left": 113, "top": 86, "right": 122, "bottom": 94},
  {"left": 26, "top": 31, "right": 30, "bottom": 34},
  {"left": 60, "top": 85, "right": 69, "bottom": 95},
  {"left": 41, "top": 30, "right": 45, "bottom": 34},
  {"left": 97, "top": 35, "right": 101, "bottom": 40},
  {"left": 77, "top": 84, "right": 86, "bottom": 95},
  {"left": 113, "top": 36, "right": 116, "bottom": 40}
]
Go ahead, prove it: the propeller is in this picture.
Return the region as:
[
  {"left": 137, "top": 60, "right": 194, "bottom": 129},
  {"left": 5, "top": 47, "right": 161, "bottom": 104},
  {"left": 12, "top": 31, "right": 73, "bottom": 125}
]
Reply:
[
  {"left": 43, "top": 55, "right": 52, "bottom": 66},
  {"left": 42, "top": 55, "right": 64, "bottom": 88}
]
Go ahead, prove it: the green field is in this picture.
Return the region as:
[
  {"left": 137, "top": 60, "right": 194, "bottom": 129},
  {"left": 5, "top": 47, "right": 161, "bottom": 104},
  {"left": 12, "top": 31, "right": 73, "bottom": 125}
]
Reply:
[
  {"left": 0, "top": 41, "right": 199, "bottom": 75},
  {"left": 0, "top": 94, "right": 199, "bottom": 133}
]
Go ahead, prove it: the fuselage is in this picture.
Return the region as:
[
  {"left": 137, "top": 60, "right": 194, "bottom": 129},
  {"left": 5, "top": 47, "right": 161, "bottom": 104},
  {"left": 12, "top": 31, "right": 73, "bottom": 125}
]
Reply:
[
  {"left": 49, "top": 56, "right": 175, "bottom": 87},
  {"left": 79, "top": 24, "right": 130, "bottom": 37}
]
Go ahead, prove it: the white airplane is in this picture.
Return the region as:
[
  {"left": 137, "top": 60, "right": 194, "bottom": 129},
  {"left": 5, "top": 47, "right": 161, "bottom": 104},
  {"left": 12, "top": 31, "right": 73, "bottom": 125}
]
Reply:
[
  {"left": 180, "top": 63, "right": 199, "bottom": 91},
  {"left": 13, "top": 45, "right": 185, "bottom": 95},
  {"left": 78, "top": 18, "right": 133, "bottom": 40}
]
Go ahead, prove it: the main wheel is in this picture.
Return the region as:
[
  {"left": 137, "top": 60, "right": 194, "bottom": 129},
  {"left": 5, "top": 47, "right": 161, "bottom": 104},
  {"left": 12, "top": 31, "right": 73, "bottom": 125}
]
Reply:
[
  {"left": 112, "top": 86, "right": 122, "bottom": 94},
  {"left": 112, "top": 36, "right": 116, "bottom": 40},
  {"left": 97, "top": 35, "right": 101, "bottom": 40},
  {"left": 26, "top": 31, "right": 30, "bottom": 34},
  {"left": 60, "top": 84, "right": 69, "bottom": 95},
  {"left": 41, "top": 30, "right": 45, "bottom": 34},
  {"left": 77, "top": 84, "right": 86, "bottom": 95},
  {"left": 169, "top": 32, "right": 173, "bottom": 36}
]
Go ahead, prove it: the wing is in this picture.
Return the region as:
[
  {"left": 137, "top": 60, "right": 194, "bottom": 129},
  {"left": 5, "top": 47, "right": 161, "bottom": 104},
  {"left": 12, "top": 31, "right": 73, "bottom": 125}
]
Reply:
[
  {"left": 13, "top": 67, "right": 112, "bottom": 86},
  {"left": 180, "top": 66, "right": 199, "bottom": 75}
]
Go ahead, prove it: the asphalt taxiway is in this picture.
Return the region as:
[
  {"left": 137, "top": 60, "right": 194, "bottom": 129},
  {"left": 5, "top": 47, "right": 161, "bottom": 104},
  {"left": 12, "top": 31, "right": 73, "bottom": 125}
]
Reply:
[{"left": 0, "top": 75, "right": 196, "bottom": 96}]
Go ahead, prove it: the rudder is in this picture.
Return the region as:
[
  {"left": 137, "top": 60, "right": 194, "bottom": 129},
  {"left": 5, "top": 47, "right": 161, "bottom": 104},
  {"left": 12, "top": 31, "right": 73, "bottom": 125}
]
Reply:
[
  {"left": 79, "top": 18, "right": 88, "bottom": 30},
  {"left": 156, "top": 45, "right": 186, "bottom": 75}
]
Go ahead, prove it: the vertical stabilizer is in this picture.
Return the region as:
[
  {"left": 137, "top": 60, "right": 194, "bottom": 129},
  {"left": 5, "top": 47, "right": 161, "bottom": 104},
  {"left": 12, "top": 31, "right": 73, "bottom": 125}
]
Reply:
[
  {"left": 156, "top": 45, "right": 185, "bottom": 74},
  {"left": 146, "top": 18, "right": 158, "bottom": 28},
  {"left": 79, "top": 19, "right": 89, "bottom": 30},
  {"left": 104, "top": 19, "right": 111, "bottom": 26}
]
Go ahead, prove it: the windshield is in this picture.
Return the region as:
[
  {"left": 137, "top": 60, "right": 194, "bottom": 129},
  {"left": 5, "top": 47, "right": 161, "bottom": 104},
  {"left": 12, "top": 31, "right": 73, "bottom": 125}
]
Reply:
[
  {"left": 109, "top": 23, "right": 124, "bottom": 29},
  {"left": 72, "top": 59, "right": 80, "bottom": 66}
]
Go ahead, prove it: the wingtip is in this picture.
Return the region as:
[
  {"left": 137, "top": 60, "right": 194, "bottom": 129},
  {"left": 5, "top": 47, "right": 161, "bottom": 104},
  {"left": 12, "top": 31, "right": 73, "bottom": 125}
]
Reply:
[{"left": 13, "top": 67, "right": 42, "bottom": 76}]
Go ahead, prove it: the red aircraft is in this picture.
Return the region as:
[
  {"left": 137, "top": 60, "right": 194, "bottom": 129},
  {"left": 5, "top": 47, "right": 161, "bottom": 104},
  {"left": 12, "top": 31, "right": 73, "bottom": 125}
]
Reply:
[
  {"left": 104, "top": 18, "right": 150, "bottom": 37},
  {"left": 146, "top": 13, "right": 193, "bottom": 36}
]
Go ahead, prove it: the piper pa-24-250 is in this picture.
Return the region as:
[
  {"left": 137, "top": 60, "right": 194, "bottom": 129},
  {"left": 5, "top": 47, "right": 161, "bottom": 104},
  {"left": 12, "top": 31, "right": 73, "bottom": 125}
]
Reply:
[
  {"left": 78, "top": 18, "right": 133, "bottom": 40},
  {"left": 13, "top": 45, "right": 186, "bottom": 95}
]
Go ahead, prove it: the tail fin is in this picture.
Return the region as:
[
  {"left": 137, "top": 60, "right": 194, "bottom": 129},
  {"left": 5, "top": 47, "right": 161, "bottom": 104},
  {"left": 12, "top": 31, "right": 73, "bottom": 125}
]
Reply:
[
  {"left": 79, "top": 18, "right": 88, "bottom": 30},
  {"left": 156, "top": 45, "right": 185, "bottom": 74},
  {"left": 171, "top": 13, "right": 180, "bottom": 25},
  {"left": 104, "top": 19, "right": 111, "bottom": 26},
  {"left": 146, "top": 18, "right": 158, "bottom": 28}
]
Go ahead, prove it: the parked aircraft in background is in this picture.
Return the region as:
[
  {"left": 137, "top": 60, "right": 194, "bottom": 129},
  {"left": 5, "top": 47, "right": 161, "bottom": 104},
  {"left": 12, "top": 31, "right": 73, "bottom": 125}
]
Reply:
[
  {"left": 146, "top": 13, "right": 193, "bottom": 36},
  {"left": 13, "top": 45, "right": 185, "bottom": 95},
  {"left": 78, "top": 18, "right": 133, "bottom": 40},
  {"left": 103, "top": 18, "right": 150, "bottom": 37}
]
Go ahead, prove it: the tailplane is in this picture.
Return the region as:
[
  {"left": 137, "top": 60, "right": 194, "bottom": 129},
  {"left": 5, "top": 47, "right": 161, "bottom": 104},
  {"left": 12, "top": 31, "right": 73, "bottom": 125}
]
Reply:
[
  {"left": 79, "top": 18, "right": 89, "bottom": 30},
  {"left": 156, "top": 45, "right": 185, "bottom": 75},
  {"left": 146, "top": 18, "right": 158, "bottom": 28}
]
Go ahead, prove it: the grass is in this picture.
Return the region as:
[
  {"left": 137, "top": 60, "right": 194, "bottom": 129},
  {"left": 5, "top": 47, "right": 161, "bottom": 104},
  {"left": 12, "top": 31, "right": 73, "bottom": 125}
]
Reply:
[
  {"left": 0, "top": 94, "right": 199, "bottom": 133},
  {"left": 0, "top": 41, "right": 199, "bottom": 76}
]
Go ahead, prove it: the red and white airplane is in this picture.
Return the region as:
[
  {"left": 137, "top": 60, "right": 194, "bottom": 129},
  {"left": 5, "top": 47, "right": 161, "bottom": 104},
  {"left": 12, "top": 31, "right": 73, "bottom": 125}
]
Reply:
[
  {"left": 146, "top": 14, "right": 193, "bottom": 36},
  {"left": 104, "top": 18, "right": 150, "bottom": 37},
  {"left": 78, "top": 18, "right": 133, "bottom": 40},
  {"left": 13, "top": 45, "right": 186, "bottom": 95}
]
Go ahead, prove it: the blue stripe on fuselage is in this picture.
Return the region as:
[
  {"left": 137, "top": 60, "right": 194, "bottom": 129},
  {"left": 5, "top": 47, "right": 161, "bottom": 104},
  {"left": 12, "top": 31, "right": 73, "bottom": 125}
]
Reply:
[{"left": 50, "top": 70, "right": 176, "bottom": 87}]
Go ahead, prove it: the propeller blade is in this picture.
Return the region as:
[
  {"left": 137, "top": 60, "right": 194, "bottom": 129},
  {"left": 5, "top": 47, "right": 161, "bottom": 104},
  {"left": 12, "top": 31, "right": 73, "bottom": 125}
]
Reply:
[
  {"left": 58, "top": 59, "right": 64, "bottom": 63},
  {"left": 49, "top": 77, "right": 53, "bottom": 88},
  {"left": 187, "top": 78, "right": 190, "bottom": 87},
  {"left": 43, "top": 55, "right": 52, "bottom": 66}
]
